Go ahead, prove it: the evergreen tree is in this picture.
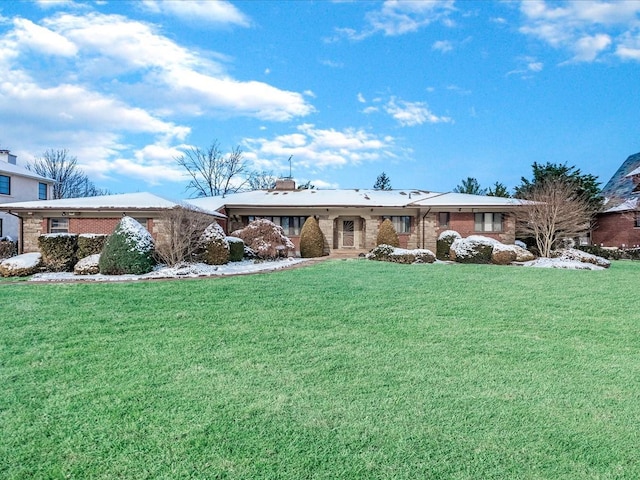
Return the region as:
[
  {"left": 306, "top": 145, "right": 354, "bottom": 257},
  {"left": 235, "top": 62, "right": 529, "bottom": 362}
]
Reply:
[
  {"left": 374, "top": 172, "right": 392, "bottom": 190},
  {"left": 453, "top": 177, "right": 486, "bottom": 195},
  {"left": 487, "top": 182, "right": 511, "bottom": 198}
]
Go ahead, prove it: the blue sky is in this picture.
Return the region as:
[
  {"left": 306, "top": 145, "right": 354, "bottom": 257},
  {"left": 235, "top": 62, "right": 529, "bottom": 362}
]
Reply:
[{"left": 1, "top": 0, "right": 639, "bottom": 199}]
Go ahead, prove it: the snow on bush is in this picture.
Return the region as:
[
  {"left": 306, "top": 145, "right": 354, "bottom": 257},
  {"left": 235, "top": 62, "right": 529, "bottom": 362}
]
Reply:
[
  {"left": 231, "top": 219, "right": 295, "bottom": 260},
  {"left": 38, "top": 233, "right": 78, "bottom": 272},
  {"left": 227, "top": 236, "right": 245, "bottom": 262},
  {"left": 552, "top": 248, "right": 610, "bottom": 268},
  {"left": 367, "top": 244, "right": 436, "bottom": 264},
  {"left": 99, "top": 216, "right": 155, "bottom": 275},
  {"left": 74, "top": 254, "right": 100, "bottom": 275},
  {"left": 522, "top": 258, "right": 605, "bottom": 270},
  {"left": 436, "top": 230, "right": 462, "bottom": 260},
  {"left": 199, "top": 222, "right": 230, "bottom": 265},
  {"left": 493, "top": 242, "right": 536, "bottom": 263},
  {"left": 0, "top": 252, "right": 43, "bottom": 277},
  {"left": 450, "top": 235, "right": 496, "bottom": 264}
]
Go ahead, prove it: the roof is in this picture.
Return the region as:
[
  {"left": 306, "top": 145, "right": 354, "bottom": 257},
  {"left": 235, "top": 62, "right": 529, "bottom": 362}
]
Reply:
[
  {"left": 0, "top": 161, "right": 55, "bottom": 183},
  {"left": 600, "top": 152, "right": 640, "bottom": 212},
  {"left": 188, "top": 188, "right": 524, "bottom": 211},
  {"left": 0, "top": 192, "right": 225, "bottom": 218}
]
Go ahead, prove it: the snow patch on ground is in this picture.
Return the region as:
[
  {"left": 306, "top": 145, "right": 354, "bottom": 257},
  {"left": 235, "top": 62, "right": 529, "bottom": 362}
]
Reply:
[
  {"left": 30, "top": 258, "right": 308, "bottom": 282},
  {"left": 521, "top": 258, "right": 605, "bottom": 270}
]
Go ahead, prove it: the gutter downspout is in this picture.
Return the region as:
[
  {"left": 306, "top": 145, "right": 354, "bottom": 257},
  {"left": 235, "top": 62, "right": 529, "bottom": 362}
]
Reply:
[{"left": 7, "top": 211, "right": 23, "bottom": 254}]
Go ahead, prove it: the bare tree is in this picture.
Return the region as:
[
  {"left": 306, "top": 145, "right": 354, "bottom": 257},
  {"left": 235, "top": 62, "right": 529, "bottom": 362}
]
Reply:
[
  {"left": 176, "top": 142, "right": 251, "bottom": 197},
  {"left": 154, "top": 207, "right": 216, "bottom": 266},
  {"left": 516, "top": 178, "right": 595, "bottom": 257},
  {"left": 28, "top": 149, "right": 106, "bottom": 199},
  {"left": 248, "top": 170, "right": 277, "bottom": 190}
]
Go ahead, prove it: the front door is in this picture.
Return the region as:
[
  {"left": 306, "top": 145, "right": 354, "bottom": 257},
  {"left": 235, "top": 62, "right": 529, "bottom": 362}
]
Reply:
[{"left": 342, "top": 220, "right": 355, "bottom": 247}]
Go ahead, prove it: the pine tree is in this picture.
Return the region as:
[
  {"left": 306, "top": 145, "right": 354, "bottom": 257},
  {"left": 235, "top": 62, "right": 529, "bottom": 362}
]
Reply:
[{"left": 374, "top": 172, "right": 392, "bottom": 190}]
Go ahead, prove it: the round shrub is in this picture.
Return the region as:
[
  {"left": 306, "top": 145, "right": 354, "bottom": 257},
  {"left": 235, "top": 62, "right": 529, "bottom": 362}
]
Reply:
[
  {"left": 436, "top": 230, "right": 461, "bottom": 260},
  {"left": 77, "top": 234, "right": 108, "bottom": 259},
  {"left": 99, "top": 217, "right": 155, "bottom": 275},
  {"left": 299, "top": 217, "right": 325, "bottom": 258},
  {"left": 38, "top": 233, "right": 78, "bottom": 272},
  {"left": 227, "top": 236, "right": 245, "bottom": 262},
  {"left": 200, "top": 222, "right": 230, "bottom": 265},
  {"left": 450, "top": 236, "right": 496, "bottom": 264},
  {"left": 376, "top": 218, "right": 400, "bottom": 247}
]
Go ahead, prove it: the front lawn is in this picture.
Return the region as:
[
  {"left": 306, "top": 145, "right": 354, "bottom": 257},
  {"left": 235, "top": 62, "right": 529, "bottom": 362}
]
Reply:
[{"left": 2, "top": 260, "right": 640, "bottom": 478}]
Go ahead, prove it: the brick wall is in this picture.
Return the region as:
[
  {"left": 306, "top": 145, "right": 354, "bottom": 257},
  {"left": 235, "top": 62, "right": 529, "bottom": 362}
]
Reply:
[
  {"left": 434, "top": 212, "right": 516, "bottom": 244},
  {"left": 592, "top": 212, "right": 640, "bottom": 248}
]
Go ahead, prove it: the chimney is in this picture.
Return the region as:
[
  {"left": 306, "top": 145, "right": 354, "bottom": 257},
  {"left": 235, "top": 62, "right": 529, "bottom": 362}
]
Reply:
[
  {"left": 0, "top": 150, "right": 17, "bottom": 165},
  {"left": 274, "top": 178, "right": 296, "bottom": 190}
]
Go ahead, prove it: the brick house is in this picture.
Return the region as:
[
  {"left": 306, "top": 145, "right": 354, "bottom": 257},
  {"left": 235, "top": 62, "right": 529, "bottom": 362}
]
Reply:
[
  {"left": 0, "top": 150, "right": 54, "bottom": 241},
  {"left": 592, "top": 152, "right": 640, "bottom": 248},
  {"left": 0, "top": 192, "right": 225, "bottom": 253},
  {"left": 189, "top": 179, "right": 524, "bottom": 255}
]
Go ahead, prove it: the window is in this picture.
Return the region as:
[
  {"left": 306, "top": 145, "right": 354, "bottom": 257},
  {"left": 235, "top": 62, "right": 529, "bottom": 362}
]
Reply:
[
  {"left": 0, "top": 175, "right": 9, "bottom": 195},
  {"left": 635, "top": 213, "right": 640, "bottom": 228},
  {"left": 50, "top": 218, "right": 69, "bottom": 234},
  {"left": 384, "top": 216, "right": 411, "bottom": 234},
  {"left": 245, "top": 216, "right": 308, "bottom": 236},
  {"left": 0, "top": 218, "right": 3, "bottom": 237},
  {"left": 38, "top": 183, "right": 48, "bottom": 200},
  {"left": 474, "top": 213, "right": 503, "bottom": 232},
  {"left": 438, "top": 212, "right": 450, "bottom": 228}
]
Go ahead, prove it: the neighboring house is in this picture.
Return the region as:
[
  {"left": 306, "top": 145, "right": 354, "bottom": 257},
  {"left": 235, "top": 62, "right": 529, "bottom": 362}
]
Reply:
[
  {"left": 0, "top": 192, "right": 225, "bottom": 253},
  {"left": 593, "top": 152, "right": 640, "bottom": 248},
  {"left": 189, "top": 179, "right": 524, "bottom": 254},
  {"left": 0, "top": 150, "right": 54, "bottom": 241}
]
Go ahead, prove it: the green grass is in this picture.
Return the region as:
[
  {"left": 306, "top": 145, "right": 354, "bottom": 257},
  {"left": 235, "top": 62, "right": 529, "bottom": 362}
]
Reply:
[{"left": 2, "top": 260, "right": 640, "bottom": 479}]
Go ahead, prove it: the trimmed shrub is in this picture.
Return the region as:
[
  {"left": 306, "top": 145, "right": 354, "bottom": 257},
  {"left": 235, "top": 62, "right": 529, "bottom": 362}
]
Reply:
[
  {"left": 231, "top": 219, "right": 295, "bottom": 259},
  {"left": 376, "top": 218, "right": 400, "bottom": 247},
  {"left": 0, "top": 252, "right": 43, "bottom": 277},
  {"left": 0, "top": 239, "right": 17, "bottom": 260},
  {"left": 74, "top": 254, "right": 100, "bottom": 275},
  {"left": 576, "top": 245, "right": 640, "bottom": 261},
  {"left": 200, "top": 223, "right": 229, "bottom": 265},
  {"left": 227, "top": 237, "right": 245, "bottom": 262},
  {"left": 77, "top": 234, "right": 108, "bottom": 260},
  {"left": 99, "top": 217, "right": 155, "bottom": 275},
  {"left": 552, "top": 248, "right": 611, "bottom": 268},
  {"left": 436, "top": 230, "right": 461, "bottom": 260},
  {"left": 299, "top": 217, "right": 326, "bottom": 258},
  {"left": 367, "top": 244, "right": 436, "bottom": 264},
  {"left": 450, "top": 235, "right": 496, "bottom": 264},
  {"left": 38, "top": 233, "right": 78, "bottom": 272}
]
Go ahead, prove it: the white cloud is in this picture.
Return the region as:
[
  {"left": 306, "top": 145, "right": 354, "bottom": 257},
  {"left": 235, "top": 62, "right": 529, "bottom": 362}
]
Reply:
[
  {"left": 357, "top": 93, "right": 366, "bottom": 103},
  {"left": 11, "top": 18, "right": 78, "bottom": 56},
  {"left": 384, "top": 97, "right": 452, "bottom": 126},
  {"left": 141, "top": 0, "right": 250, "bottom": 27},
  {"left": 519, "top": 0, "right": 640, "bottom": 62},
  {"left": 333, "top": 0, "right": 456, "bottom": 41},
  {"left": 432, "top": 40, "right": 453, "bottom": 52},
  {"left": 243, "top": 124, "right": 397, "bottom": 171},
  {"left": 507, "top": 56, "right": 544, "bottom": 77},
  {"left": 616, "top": 31, "right": 640, "bottom": 59},
  {"left": 37, "top": 12, "right": 314, "bottom": 120}
]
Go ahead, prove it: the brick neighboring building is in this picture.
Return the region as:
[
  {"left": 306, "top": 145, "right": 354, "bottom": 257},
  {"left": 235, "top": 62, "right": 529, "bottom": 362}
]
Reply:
[
  {"left": 0, "top": 192, "right": 225, "bottom": 253},
  {"left": 592, "top": 152, "right": 640, "bottom": 248},
  {"left": 0, "top": 150, "right": 54, "bottom": 241}
]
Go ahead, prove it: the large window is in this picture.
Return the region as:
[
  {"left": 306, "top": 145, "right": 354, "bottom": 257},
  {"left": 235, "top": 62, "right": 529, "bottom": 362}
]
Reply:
[
  {"left": 49, "top": 218, "right": 69, "bottom": 234},
  {"left": 245, "top": 216, "right": 308, "bottom": 236},
  {"left": 38, "top": 182, "right": 48, "bottom": 200},
  {"left": 384, "top": 216, "right": 411, "bottom": 234},
  {"left": 474, "top": 213, "right": 503, "bottom": 232},
  {"left": 0, "top": 175, "right": 10, "bottom": 195}
]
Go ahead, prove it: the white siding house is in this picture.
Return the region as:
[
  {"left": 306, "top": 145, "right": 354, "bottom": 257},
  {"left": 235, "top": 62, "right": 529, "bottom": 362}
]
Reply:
[{"left": 0, "top": 150, "right": 54, "bottom": 241}]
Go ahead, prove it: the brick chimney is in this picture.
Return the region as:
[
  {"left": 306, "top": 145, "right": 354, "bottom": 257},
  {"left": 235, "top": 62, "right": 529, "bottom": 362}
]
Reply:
[
  {"left": 0, "top": 150, "right": 17, "bottom": 165},
  {"left": 274, "top": 178, "right": 296, "bottom": 190}
]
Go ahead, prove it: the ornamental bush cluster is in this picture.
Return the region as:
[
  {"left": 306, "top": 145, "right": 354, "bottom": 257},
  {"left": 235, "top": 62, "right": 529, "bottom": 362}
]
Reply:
[
  {"left": 376, "top": 218, "right": 400, "bottom": 247},
  {"left": 231, "top": 219, "right": 294, "bottom": 259}
]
